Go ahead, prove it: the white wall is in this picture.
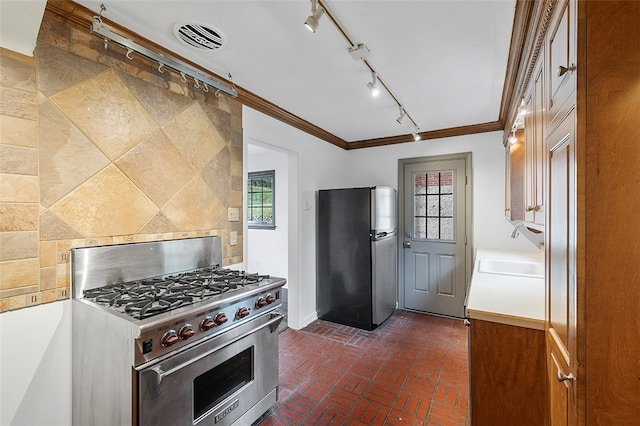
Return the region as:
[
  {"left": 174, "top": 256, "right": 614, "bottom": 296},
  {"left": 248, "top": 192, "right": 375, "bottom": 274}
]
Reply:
[
  {"left": 0, "top": 300, "right": 71, "bottom": 426},
  {"left": 243, "top": 107, "right": 350, "bottom": 329},
  {"left": 247, "top": 145, "right": 289, "bottom": 279},
  {"left": 346, "top": 132, "right": 538, "bottom": 254},
  {"left": 0, "top": 0, "right": 47, "bottom": 56}
]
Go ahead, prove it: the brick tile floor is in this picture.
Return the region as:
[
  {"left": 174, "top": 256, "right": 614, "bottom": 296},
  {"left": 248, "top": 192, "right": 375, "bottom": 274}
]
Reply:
[{"left": 257, "top": 310, "right": 469, "bottom": 426}]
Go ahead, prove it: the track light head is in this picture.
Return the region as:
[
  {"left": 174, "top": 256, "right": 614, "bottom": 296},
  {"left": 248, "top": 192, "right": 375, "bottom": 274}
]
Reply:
[
  {"left": 367, "top": 72, "right": 380, "bottom": 97},
  {"left": 412, "top": 127, "right": 421, "bottom": 141},
  {"left": 304, "top": 0, "right": 324, "bottom": 33},
  {"left": 396, "top": 106, "right": 405, "bottom": 124}
]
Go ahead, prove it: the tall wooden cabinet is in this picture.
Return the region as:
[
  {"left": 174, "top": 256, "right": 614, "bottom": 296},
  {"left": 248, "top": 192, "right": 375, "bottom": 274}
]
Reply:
[{"left": 505, "top": 0, "right": 640, "bottom": 424}]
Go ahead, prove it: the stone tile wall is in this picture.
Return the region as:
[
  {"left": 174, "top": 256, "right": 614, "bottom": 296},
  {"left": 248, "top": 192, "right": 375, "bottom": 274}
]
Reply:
[{"left": 0, "top": 12, "right": 243, "bottom": 312}]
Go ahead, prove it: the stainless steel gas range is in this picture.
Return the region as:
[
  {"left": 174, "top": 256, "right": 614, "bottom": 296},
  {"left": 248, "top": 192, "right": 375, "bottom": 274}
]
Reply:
[{"left": 71, "top": 236, "right": 286, "bottom": 426}]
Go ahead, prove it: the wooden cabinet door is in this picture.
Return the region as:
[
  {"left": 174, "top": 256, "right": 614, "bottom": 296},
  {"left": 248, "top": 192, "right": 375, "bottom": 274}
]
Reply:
[
  {"left": 469, "top": 319, "right": 547, "bottom": 426},
  {"left": 547, "top": 0, "right": 577, "bottom": 130},
  {"left": 547, "top": 109, "right": 576, "bottom": 426},
  {"left": 524, "top": 56, "right": 545, "bottom": 226},
  {"left": 548, "top": 330, "right": 575, "bottom": 426}
]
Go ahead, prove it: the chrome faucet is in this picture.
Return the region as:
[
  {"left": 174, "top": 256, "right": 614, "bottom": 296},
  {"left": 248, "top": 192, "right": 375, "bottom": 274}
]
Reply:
[{"left": 511, "top": 221, "right": 524, "bottom": 239}]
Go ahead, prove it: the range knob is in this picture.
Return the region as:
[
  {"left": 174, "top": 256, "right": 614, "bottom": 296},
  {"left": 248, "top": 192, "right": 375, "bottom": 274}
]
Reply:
[
  {"left": 200, "top": 316, "right": 216, "bottom": 331},
  {"left": 161, "top": 330, "right": 179, "bottom": 347},
  {"left": 236, "top": 307, "right": 250, "bottom": 319},
  {"left": 255, "top": 297, "right": 268, "bottom": 309},
  {"left": 178, "top": 324, "right": 195, "bottom": 340},
  {"left": 214, "top": 312, "right": 228, "bottom": 325},
  {"left": 265, "top": 294, "right": 276, "bottom": 304}
]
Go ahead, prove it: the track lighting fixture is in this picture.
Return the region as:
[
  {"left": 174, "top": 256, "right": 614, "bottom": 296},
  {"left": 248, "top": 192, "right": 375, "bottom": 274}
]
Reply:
[
  {"left": 396, "top": 106, "right": 406, "bottom": 124},
  {"left": 303, "top": 0, "right": 421, "bottom": 141},
  {"left": 367, "top": 71, "right": 380, "bottom": 97},
  {"left": 412, "top": 127, "right": 421, "bottom": 141},
  {"left": 304, "top": 0, "right": 324, "bottom": 33}
]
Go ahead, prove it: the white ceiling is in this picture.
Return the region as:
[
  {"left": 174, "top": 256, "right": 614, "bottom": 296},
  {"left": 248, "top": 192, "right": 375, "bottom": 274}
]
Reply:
[{"left": 43, "top": 1, "right": 516, "bottom": 143}]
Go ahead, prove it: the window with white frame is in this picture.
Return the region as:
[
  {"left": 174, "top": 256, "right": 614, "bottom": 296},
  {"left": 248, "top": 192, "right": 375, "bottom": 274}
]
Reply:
[{"left": 247, "top": 170, "right": 275, "bottom": 229}]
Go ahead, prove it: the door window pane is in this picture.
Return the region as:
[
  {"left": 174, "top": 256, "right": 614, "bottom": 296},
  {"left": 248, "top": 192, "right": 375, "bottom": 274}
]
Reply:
[{"left": 413, "top": 170, "right": 455, "bottom": 241}]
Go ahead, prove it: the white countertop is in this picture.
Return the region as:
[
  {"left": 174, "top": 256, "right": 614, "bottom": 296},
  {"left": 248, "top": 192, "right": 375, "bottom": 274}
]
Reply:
[{"left": 466, "top": 249, "right": 545, "bottom": 330}]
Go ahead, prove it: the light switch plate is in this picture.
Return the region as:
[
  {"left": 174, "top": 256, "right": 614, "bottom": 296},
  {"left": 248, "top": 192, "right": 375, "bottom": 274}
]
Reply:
[
  {"left": 228, "top": 207, "right": 239, "bottom": 221},
  {"left": 229, "top": 231, "right": 238, "bottom": 246}
]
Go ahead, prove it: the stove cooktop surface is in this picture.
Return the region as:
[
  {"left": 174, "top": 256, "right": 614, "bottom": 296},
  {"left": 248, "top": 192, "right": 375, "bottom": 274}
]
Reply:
[{"left": 82, "top": 267, "right": 271, "bottom": 320}]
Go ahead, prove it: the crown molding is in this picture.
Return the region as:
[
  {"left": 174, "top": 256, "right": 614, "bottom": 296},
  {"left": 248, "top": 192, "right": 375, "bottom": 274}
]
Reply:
[{"left": 346, "top": 121, "right": 504, "bottom": 150}]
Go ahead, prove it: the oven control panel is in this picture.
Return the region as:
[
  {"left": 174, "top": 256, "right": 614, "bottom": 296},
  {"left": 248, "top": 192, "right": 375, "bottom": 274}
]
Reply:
[{"left": 134, "top": 288, "right": 282, "bottom": 365}]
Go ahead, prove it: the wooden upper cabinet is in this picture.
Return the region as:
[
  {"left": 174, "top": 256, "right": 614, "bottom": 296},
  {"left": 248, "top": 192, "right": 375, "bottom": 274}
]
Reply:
[
  {"left": 523, "top": 55, "right": 545, "bottom": 227},
  {"left": 547, "top": 0, "right": 576, "bottom": 130}
]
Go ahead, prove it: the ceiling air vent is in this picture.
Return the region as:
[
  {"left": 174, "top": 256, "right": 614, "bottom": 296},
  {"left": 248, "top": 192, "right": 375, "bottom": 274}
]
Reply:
[{"left": 174, "top": 23, "right": 227, "bottom": 51}]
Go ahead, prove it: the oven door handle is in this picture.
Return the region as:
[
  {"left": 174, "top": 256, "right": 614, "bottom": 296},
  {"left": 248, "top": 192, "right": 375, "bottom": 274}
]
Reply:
[{"left": 153, "top": 312, "right": 284, "bottom": 383}]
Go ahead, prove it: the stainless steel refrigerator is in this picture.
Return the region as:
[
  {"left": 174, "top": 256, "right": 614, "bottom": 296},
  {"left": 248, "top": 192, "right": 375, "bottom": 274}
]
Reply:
[{"left": 317, "top": 186, "right": 397, "bottom": 330}]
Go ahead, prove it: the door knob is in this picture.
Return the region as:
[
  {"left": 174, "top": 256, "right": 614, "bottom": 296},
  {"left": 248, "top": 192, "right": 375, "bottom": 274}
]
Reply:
[
  {"left": 556, "top": 370, "right": 574, "bottom": 383},
  {"left": 403, "top": 241, "right": 411, "bottom": 248}
]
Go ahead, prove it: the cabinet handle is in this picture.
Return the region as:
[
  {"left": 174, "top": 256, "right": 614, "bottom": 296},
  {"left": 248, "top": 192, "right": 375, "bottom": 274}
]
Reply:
[
  {"left": 556, "top": 370, "right": 575, "bottom": 383},
  {"left": 526, "top": 206, "right": 536, "bottom": 212},
  {"left": 557, "top": 63, "right": 576, "bottom": 77}
]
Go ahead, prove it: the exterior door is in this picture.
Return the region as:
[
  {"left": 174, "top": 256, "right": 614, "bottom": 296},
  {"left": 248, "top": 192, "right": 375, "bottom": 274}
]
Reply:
[{"left": 401, "top": 156, "right": 469, "bottom": 317}]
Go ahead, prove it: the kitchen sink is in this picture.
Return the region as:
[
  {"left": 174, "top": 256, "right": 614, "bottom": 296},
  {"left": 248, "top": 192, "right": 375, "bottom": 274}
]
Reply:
[{"left": 478, "top": 258, "right": 544, "bottom": 278}]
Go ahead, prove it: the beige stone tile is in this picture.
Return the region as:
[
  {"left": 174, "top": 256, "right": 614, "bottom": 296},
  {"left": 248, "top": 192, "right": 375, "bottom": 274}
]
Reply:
[
  {"left": 0, "top": 144, "right": 38, "bottom": 175},
  {"left": 0, "top": 231, "right": 38, "bottom": 261},
  {"left": 39, "top": 211, "right": 84, "bottom": 241},
  {"left": 115, "top": 130, "right": 195, "bottom": 207},
  {"left": 0, "top": 258, "right": 39, "bottom": 290},
  {"left": 118, "top": 72, "right": 195, "bottom": 126},
  {"left": 25, "top": 292, "right": 40, "bottom": 307},
  {"left": 9, "top": 294, "right": 26, "bottom": 310},
  {"left": 230, "top": 159, "right": 242, "bottom": 178},
  {"left": 0, "top": 174, "right": 38, "bottom": 202},
  {"left": 57, "top": 274, "right": 69, "bottom": 289},
  {"left": 40, "top": 241, "right": 57, "bottom": 267},
  {"left": 0, "top": 50, "right": 36, "bottom": 92},
  {"left": 0, "top": 86, "right": 36, "bottom": 120},
  {"left": 163, "top": 103, "right": 226, "bottom": 171},
  {"left": 200, "top": 102, "right": 232, "bottom": 144},
  {"left": 200, "top": 147, "right": 231, "bottom": 206},
  {"left": 39, "top": 100, "right": 110, "bottom": 207},
  {"left": 70, "top": 239, "right": 86, "bottom": 249},
  {"left": 40, "top": 266, "right": 57, "bottom": 290},
  {"left": 35, "top": 42, "right": 109, "bottom": 97},
  {"left": 57, "top": 287, "right": 70, "bottom": 300},
  {"left": 37, "top": 16, "right": 71, "bottom": 49},
  {"left": 56, "top": 263, "right": 69, "bottom": 278},
  {"left": 56, "top": 240, "right": 71, "bottom": 251},
  {"left": 84, "top": 238, "right": 101, "bottom": 247},
  {"left": 162, "top": 176, "right": 225, "bottom": 231},
  {"left": 231, "top": 175, "right": 243, "bottom": 192},
  {"left": 0, "top": 284, "right": 39, "bottom": 299},
  {"left": 49, "top": 164, "right": 158, "bottom": 237},
  {"left": 230, "top": 190, "right": 243, "bottom": 207},
  {"left": 0, "top": 203, "right": 38, "bottom": 231},
  {"left": 57, "top": 250, "right": 70, "bottom": 264},
  {"left": 0, "top": 297, "right": 7, "bottom": 312},
  {"left": 42, "top": 289, "right": 57, "bottom": 303},
  {"left": 138, "top": 212, "right": 179, "bottom": 234},
  {"left": 0, "top": 115, "right": 37, "bottom": 147},
  {"left": 50, "top": 69, "right": 158, "bottom": 160}
]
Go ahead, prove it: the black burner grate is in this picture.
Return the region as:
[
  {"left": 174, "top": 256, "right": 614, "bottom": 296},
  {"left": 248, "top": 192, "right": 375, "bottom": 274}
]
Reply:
[{"left": 82, "top": 267, "right": 269, "bottom": 319}]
